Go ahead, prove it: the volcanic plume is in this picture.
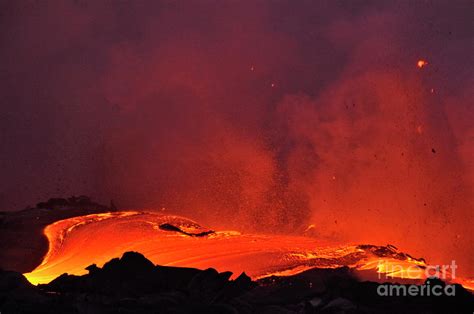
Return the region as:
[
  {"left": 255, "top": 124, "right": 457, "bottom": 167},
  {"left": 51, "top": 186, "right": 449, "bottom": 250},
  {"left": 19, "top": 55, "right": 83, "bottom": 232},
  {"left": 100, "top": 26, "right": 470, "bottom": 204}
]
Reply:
[{"left": 0, "top": 1, "right": 473, "bottom": 279}]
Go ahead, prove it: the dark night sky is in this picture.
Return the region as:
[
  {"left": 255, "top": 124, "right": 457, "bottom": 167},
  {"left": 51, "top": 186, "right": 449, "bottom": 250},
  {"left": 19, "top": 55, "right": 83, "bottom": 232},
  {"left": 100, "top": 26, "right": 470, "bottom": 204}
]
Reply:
[{"left": 0, "top": 0, "right": 473, "bottom": 271}]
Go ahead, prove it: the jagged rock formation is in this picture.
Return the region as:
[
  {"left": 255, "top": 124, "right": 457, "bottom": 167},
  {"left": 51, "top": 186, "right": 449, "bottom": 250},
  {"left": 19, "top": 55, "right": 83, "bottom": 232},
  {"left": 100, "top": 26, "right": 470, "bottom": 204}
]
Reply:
[{"left": 1, "top": 252, "right": 472, "bottom": 314}]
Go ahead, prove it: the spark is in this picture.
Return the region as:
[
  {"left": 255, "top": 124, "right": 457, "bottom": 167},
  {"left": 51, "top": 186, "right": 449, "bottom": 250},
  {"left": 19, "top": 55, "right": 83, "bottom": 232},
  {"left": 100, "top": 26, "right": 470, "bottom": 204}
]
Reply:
[
  {"left": 304, "top": 224, "right": 315, "bottom": 232},
  {"left": 417, "top": 59, "right": 428, "bottom": 68}
]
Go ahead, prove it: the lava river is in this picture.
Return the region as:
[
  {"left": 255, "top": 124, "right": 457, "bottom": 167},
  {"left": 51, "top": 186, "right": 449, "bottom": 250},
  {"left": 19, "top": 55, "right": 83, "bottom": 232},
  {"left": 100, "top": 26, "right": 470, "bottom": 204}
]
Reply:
[{"left": 24, "top": 211, "right": 473, "bottom": 290}]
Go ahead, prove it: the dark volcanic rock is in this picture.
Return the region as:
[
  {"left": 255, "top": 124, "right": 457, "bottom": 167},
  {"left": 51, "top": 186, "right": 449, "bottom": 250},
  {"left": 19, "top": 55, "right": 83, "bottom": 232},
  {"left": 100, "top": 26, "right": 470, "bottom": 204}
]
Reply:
[
  {"left": 36, "top": 196, "right": 102, "bottom": 209},
  {"left": 0, "top": 252, "right": 473, "bottom": 314},
  {"left": 0, "top": 196, "right": 111, "bottom": 273},
  {"left": 36, "top": 252, "right": 255, "bottom": 313},
  {"left": 159, "top": 222, "right": 215, "bottom": 237},
  {"left": 0, "top": 270, "right": 75, "bottom": 314}
]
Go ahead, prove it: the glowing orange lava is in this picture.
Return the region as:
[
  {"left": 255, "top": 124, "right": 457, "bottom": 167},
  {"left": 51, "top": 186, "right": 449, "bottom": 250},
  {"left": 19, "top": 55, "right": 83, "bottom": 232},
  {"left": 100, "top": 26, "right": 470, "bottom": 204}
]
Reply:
[{"left": 24, "top": 211, "right": 473, "bottom": 291}]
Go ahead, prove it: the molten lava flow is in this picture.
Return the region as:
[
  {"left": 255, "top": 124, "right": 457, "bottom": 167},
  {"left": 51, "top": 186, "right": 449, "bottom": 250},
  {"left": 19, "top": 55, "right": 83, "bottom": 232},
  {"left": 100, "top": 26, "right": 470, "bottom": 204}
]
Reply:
[{"left": 24, "top": 211, "right": 473, "bottom": 290}]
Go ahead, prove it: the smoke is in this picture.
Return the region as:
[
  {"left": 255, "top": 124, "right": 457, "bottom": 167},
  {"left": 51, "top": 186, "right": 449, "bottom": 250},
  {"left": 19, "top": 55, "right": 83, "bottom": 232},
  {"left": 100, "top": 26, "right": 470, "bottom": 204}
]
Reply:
[{"left": 0, "top": 1, "right": 472, "bottom": 274}]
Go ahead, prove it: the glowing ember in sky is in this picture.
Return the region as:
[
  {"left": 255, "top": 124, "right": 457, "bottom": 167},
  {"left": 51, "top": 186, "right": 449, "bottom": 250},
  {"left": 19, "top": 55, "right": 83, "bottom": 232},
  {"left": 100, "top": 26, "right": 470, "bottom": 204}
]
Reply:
[{"left": 417, "top": 59, "right": 428, "bottom": 68}]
